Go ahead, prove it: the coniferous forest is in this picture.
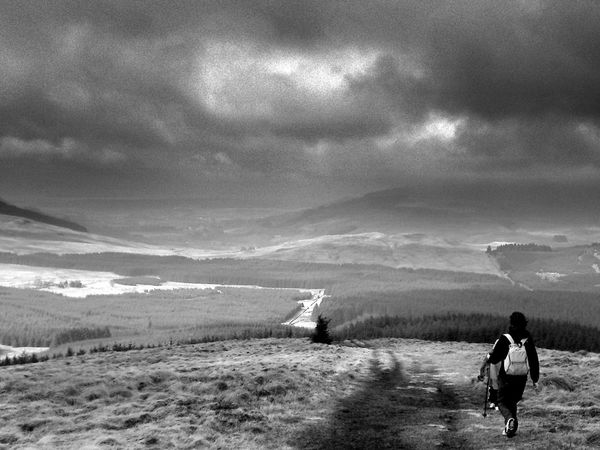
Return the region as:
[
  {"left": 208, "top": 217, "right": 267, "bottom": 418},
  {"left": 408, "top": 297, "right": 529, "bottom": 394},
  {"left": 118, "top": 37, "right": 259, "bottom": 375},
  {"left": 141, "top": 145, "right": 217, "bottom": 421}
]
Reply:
[
  {"left": 314, "top": 288, "right": 600, "bottom": 353},
  {"left": 333, "top": 313, "right": 600, "bottom": 353}
]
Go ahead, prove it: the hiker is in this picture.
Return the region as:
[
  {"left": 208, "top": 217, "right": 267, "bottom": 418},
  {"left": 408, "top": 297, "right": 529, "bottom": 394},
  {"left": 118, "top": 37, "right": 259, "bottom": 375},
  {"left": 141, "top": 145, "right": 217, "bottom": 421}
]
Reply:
[{"left": 480, "top": 312, "right": 539, "bottom": 438}]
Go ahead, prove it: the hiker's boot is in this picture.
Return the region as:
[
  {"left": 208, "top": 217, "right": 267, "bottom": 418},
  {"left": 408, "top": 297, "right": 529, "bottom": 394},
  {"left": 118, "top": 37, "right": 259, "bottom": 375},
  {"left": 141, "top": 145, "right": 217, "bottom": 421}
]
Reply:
[{"left": 505, "top": 418, "right": 517, "bottom": 438}]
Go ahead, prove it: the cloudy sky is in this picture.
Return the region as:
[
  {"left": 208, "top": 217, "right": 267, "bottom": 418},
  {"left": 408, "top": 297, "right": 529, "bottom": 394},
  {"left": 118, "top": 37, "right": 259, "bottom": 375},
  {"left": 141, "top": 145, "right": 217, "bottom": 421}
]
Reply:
[{"left": 1, "top": 0, "right": 600, "bottom": 206}]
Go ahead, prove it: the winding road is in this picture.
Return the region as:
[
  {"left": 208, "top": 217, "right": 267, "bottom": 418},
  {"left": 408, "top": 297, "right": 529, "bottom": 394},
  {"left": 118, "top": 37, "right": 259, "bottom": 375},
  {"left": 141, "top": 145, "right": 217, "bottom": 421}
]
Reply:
[{"left": 282, "top": 289, "right": 327, "bottom": 328}]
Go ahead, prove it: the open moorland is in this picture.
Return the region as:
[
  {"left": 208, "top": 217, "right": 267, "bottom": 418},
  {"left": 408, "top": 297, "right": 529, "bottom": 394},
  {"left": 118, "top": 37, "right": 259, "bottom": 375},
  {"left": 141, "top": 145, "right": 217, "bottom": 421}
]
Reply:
[{"left": 1, "top": 338, "right": 599, "bottom": 449}]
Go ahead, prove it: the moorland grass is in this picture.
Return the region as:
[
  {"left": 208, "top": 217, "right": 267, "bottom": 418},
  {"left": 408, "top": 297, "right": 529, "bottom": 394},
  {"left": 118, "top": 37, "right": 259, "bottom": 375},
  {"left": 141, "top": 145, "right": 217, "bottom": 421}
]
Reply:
[{"left": 1, "top": 338, "right": 599, "bottom": 449}]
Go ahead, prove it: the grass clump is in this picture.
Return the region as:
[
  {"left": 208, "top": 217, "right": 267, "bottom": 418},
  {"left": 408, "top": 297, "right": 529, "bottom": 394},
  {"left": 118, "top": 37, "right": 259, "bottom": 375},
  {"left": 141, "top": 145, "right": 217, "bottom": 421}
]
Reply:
[
  {"left": 0, "top": 434, "right": 18, "bottom": 445},
  {"left": 544, "top": 376, "right": 575, "bottom": 391},
  {"left": 587, "top": 432, "right": 600, "bottom": 446}
]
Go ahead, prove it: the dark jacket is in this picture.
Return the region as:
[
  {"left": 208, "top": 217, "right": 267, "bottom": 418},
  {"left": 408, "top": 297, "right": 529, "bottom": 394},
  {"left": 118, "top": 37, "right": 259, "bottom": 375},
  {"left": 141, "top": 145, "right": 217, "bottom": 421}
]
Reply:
[{"left": 487, "top": 326, "right": 539, "bottom": 383}]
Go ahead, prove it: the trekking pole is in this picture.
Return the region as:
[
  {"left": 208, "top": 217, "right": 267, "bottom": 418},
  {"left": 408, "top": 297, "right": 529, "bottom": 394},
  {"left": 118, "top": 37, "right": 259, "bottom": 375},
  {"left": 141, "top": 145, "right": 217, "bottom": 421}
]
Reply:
[{"left": 482, "top": 373, "right": 490, "bottom": 418}]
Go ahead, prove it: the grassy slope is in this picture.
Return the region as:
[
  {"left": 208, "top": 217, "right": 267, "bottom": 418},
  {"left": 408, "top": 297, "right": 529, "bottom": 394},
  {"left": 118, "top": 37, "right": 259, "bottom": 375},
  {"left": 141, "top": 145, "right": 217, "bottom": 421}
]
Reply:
[{"left": 1, "top": 338, "right": 599, "bottom": 449}]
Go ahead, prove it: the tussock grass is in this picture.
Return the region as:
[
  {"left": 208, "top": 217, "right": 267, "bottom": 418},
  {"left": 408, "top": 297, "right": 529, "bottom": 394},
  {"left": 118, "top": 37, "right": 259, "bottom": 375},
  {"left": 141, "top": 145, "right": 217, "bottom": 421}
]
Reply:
[
  {"left": 544, "top": 376, "right": 575, "bottom": 391},
  {"left": 1, "top": 338, "right": 599, "bottom": 449}
]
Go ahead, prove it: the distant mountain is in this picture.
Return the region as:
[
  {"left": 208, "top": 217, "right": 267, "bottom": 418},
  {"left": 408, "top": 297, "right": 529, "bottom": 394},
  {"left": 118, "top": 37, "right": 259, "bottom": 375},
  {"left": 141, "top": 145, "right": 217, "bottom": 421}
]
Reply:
[
  {"left": 228, "top": 183, "right": 600, "bottom": 273},
  {"left": 0, "top": 198, "right": 87, "bottom": 232},
  {"left": 256, "top": 186, "right": 498, "bottom": 238},
  {"left": 258, "top": 181, "right": 600, "bottom": 239}
]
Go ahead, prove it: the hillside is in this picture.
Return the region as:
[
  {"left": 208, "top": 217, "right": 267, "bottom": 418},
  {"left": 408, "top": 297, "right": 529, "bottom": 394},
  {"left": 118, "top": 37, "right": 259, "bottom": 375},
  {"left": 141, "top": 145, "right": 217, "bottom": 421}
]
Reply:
[
  {"left": 0, "top": 199, "right": 87, "bottom": 232},
  {"left": 490, "top": 244, "right": 600, "bottom": 291},
  {"left": 5, "top": 190, "right": 600, "bottom": 286},
  {"left": 0, "top": 338, "right": 598, "bottom": 449},
  {"left": 256, "top": 184, "right": 600, "bottom": 241},
  {"left": 246, "top": 233, "right": 502, "bottom": 274}
]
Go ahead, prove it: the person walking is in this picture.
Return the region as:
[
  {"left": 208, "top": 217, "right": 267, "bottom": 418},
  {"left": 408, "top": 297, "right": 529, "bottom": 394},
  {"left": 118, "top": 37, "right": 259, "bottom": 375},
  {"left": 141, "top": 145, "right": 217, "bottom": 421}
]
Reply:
[{"left": 480, "top": 311, "right": 539, "bottom": 438}]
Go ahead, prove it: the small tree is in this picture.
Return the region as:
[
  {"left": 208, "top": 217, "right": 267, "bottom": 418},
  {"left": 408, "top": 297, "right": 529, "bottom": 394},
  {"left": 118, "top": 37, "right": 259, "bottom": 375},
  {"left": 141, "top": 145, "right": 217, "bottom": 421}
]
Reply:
[{"left": 312, "top": 315, "right": 332, "bottom": 344}]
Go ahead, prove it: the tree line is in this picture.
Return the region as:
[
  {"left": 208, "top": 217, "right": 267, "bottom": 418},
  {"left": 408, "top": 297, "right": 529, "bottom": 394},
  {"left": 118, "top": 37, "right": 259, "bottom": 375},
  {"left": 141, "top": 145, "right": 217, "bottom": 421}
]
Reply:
[
  {"left": 487, "top": 243, "right": 552, "bottom": 254},
  {"left": 0, "top": 324, "right": 311, "bottom": 368},
  {"left": 312, "top": 288, "right": 600, "bottom": 329},
  {"left": 333, "top": 312, "right": 600, "bottom": 353},
  {"left": 0, "top": 326, "right": 111, "bottom": 348}
]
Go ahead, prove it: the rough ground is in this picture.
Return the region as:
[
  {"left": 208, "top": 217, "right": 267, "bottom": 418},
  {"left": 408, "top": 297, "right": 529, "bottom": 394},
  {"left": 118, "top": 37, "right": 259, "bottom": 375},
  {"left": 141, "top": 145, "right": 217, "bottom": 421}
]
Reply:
[{"left": 0, "top": 338, "right": 599, "bottom": 449}]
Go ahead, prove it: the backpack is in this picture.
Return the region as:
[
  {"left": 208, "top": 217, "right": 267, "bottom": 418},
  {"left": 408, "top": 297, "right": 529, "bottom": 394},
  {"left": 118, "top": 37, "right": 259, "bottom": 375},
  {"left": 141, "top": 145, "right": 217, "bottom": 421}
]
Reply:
[{"left": 503, "top": 333, "right": 529, "bottom": 376}]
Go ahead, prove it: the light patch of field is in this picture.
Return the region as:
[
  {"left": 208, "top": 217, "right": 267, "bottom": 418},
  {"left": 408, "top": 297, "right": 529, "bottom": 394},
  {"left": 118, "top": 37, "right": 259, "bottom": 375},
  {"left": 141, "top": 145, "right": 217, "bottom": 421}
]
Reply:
[
  {"left": 0, "top": 263, "right": 320, "bottom": 301},
  {"left": 0, "top": 344, "right": 49, "bottom": 359},
  {"left": 0, "top": 263, "right": 217, "bottom": 298},
  {"left": 1, "top": 338, "right": 598, "bottom": 449},
  {"left": 536, "top": 271, "right": 565, "bottom": 282}
]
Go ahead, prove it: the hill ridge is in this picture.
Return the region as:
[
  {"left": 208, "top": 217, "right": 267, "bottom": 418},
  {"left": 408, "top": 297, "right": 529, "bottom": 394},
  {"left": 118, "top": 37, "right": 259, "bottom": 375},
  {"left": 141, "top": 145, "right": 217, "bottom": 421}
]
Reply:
[{"left": 0, "top": 198, "right": 87, "bottom": 232}]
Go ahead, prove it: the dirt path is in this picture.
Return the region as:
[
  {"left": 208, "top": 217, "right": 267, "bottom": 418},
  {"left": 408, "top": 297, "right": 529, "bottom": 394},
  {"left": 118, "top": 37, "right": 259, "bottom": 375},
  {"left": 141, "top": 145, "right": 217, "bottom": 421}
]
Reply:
[
  {"left": 293, "top": 340, "right": 592, "bottom": 450},
  {"left": 295, "top": 347, "right": 478, "bottom": 449}
]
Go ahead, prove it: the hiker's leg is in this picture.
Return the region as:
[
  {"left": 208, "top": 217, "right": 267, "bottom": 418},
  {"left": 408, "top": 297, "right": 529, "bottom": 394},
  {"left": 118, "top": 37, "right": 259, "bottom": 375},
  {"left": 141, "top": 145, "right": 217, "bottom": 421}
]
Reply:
[
  {"left": 498, "top": 381, "right": 520, "bottom": 437},
  {"left": 511, "top": 377, "right": 527, "bottom": 432},
  {"left": 497, "top": 377, "right": 514, "bottom": 423},
  {"left": 498, "top": 377, "right": 523, "bottom": 417}
]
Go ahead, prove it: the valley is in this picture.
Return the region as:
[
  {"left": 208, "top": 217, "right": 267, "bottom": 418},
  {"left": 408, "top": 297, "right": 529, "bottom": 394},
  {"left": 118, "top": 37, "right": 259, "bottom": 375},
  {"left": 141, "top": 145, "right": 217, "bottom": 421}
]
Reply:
[
  {"left": 4, "top": 2, "right": 600, "bottom": 447},
  {"left": 2, "top": 193, "right": 600, "bottom": 448}
]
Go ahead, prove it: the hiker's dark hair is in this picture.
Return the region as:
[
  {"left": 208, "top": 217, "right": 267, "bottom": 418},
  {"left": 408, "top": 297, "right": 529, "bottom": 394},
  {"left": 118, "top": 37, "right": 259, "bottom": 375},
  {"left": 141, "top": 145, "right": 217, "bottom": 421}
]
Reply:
[{"left": 510, "top": 311, "right": 528, "bottom": 329}]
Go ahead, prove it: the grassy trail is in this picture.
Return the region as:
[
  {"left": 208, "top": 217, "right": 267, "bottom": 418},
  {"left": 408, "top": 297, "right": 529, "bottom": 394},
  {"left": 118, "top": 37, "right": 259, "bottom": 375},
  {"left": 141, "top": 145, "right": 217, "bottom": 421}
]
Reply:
[{"left": 296, "top": 348, "right": 477, "bottom": 449}]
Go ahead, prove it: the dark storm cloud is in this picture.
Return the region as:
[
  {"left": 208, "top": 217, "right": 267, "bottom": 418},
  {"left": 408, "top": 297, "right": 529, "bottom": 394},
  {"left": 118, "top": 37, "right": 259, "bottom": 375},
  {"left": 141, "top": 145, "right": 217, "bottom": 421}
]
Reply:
[
  {"left": 1, "top": 0, "right": 600, "bottom": 201},
  {"left": 363, "top": 3, "right": 600, "bottom": 121}
]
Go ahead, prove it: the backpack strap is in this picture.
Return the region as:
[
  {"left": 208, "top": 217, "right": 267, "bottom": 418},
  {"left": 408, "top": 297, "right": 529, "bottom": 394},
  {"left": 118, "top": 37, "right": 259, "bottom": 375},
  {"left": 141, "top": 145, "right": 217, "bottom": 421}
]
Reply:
[{"left": 504, "top": 333, "right": 527, "bottom": 346}]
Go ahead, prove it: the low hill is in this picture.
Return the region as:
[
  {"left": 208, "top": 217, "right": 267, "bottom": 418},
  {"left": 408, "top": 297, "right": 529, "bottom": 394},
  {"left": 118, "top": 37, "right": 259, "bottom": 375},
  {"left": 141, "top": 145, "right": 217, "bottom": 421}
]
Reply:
[
  {"left": 1, "top": 338, "right": 598, "bottom": 449},
  {"left": 246, "top": 232, "right": 502, "bottom": 275},
  {"left": 0, "top": 199, "right": 87, "bottom": 232},
  {"left": 256, "top": 183, "right": 600, "bottom": 239},
  {"left": 490, "top": 243, "right": 600, "bottom": 291}
]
